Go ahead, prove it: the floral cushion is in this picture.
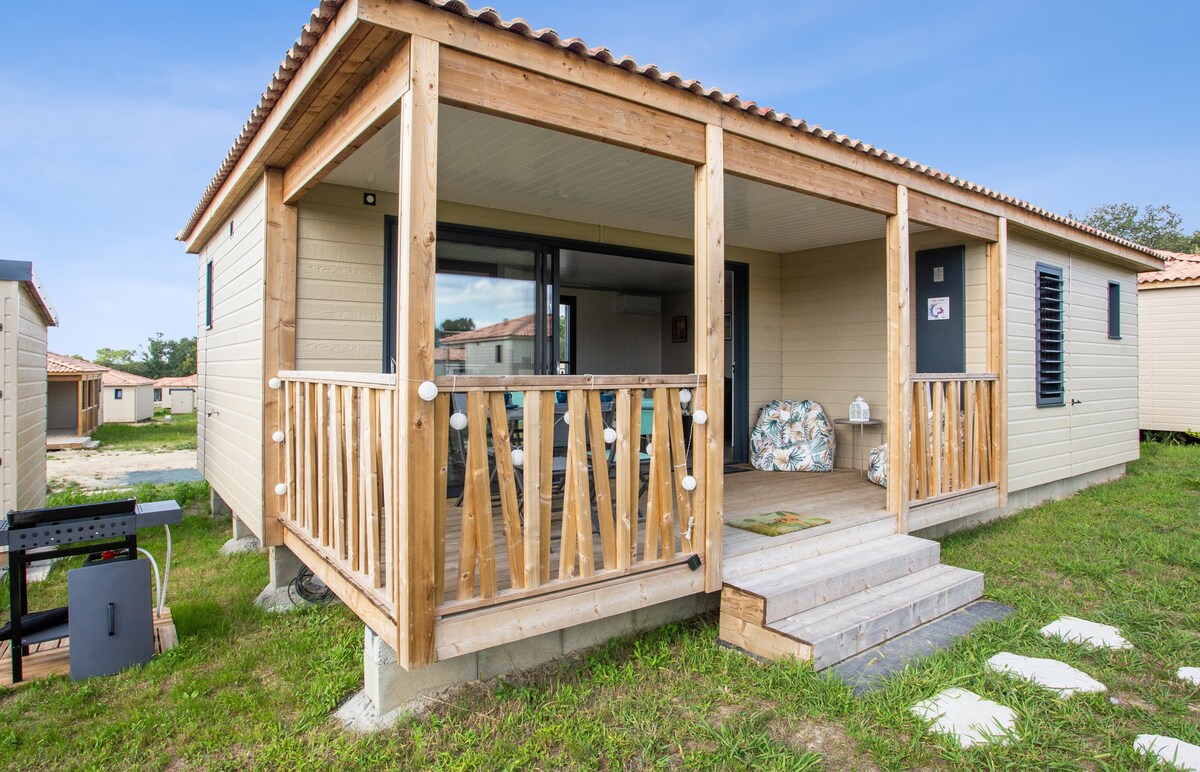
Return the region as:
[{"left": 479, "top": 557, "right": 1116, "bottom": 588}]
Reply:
[
  {"left": 868, "top": 443, "right": 887, "bottom": 487},
  {"left": 750, "top": 400, "right": 835, "bottom": 472}
]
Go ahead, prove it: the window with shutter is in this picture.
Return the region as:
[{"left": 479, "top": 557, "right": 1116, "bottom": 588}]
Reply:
[{"left": 1035, "top": 263, "right": 1065, "bottom": 406}]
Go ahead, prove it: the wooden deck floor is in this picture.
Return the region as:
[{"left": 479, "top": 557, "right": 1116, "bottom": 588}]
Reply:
[{"left": 46, "top": 431, "right": 93, "bottom": 450}]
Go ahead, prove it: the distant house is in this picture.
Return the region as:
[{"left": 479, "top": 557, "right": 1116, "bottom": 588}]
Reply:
[
  {"left": 155, "top": 374, "right": 198, "bottom": 414},
  {"left": 439, "top": 315, "right": 542, "bottom": 375},
  {"left": 101, "top": 368, "right": 156, "bottom": 423},
  {"left": 46, "top": 352, "right": 105, "bottom": 448},
  {"left": 1, "top": 260, "right": 57, "bottom": 513},
  {"left": 1138, "top": 252, "right": 1200, "bottom": 433},
  {"left": 432, "top": 345, "right": 465, "bottom": 376}
]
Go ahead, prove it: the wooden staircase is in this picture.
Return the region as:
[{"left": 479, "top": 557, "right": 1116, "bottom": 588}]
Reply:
[{"left": 719, "top": 533, "right": 983, "bottom": 669}]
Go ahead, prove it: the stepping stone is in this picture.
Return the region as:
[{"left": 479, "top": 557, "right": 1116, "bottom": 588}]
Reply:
[
  {"left": 987, "top": 652, "right": 1107, "bottom": 697},
  {"left": 1178, "top": 667, "right": 1200, "bottom": 686},
  {"left": 911, "top": 687, "right": 1018, "bottom": 748},
  {"left": 1135, "top": 734, "right": 1200, "bottom": 771},
  {"left": 1040, "top": 616, "right": 1131, "bottom": 650}
]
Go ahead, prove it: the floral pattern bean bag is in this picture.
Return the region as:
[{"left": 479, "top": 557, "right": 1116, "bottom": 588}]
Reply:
[
  {"left": 750, "top": 400, "right": 835, "bottom": 472},
  {"left": 868, "top": 443, "right": 887, "bottom": 487}
]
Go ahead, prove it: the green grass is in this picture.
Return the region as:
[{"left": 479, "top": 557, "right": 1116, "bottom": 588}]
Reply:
[
  {"left": 87, "top": 411, "right": 197, "bottom": 451},
  {"left": 3, "top": 446, "right": 1199, "bottom": 770}
]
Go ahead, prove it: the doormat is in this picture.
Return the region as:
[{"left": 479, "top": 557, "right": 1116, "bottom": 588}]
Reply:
[{"left": 727, "top": 511, "right": 829, "bottom": 537}]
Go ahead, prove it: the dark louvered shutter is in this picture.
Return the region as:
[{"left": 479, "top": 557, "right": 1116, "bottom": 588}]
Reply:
[{"left": 1035, "top": 263, "right": 1065, "bottom": 406}]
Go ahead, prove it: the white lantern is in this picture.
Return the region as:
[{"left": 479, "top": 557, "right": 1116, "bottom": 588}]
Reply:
[
  {"left": 417, "top": 380, "right": 438, "bottom": 401},
  {"left": 849, "top": 396, "right": 870, "bottom": 423},
  {"left": 681, "top": 475, "right": 697, "bottom": 491},
  {"left": 449, "top": 412, "right": 468, "bottom": 431},
  {"left": 562, "top": 411, "right": 571, "bottom": 425},
  {"left": 511, "top": 448, "right": 524, "bottom": 467},
  {"left": 274, "top": 483, "right": 288, "bottom": 496},
  {"left": 603, "top": 427, "right": 617, "bottom": 444},
  {"left": 272, "top": 431, "right": 285, "bottom": 443},
  {"left": 679, "top": 389, "right": 692, "bottom": 405},
  {"left": 692, "top": 409, "right": 708, "bottom": 425},
  {"left": 645, "top": 441, "right": 654, "bottom": 457},
  {"left": 268, "top": 377, "right": 282, "bottom": 390}
]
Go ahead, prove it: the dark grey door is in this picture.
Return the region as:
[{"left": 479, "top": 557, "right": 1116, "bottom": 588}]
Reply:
[
  {"left": 915, "top": 246, "right": 966, "bottom": 373},
  {"left": 68, "top": 559, "right": 155, "bottom": 680}
]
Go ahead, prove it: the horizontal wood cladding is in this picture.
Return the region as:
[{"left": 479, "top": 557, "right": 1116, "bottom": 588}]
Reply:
[
  {"left": 439, "top": 48, "right": 705, "bottom": 165},
  {"left": 724, "top": 133, "right": 896, "bottom": 215},
  {"left": 1139, "top": 284, "right": 1200, "bottom": 432},
  {"left": 907, "top": 189, "right": 998, "bottom": 242},
  {"left": 14, "top": 283, "right": 49, "bottom": 510}
]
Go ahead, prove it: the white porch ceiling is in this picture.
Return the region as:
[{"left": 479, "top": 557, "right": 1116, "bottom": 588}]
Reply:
[{"left": 325, "top": 105, "right": 903, "bottom": 254}]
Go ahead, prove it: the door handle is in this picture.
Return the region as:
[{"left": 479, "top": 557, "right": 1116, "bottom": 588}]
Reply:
[
  {"left": 107, "top": 602, "right": 116, "bottom": 636},
  {"left": 1070, "top": 399, "right": 1082, "bottom": 405}
]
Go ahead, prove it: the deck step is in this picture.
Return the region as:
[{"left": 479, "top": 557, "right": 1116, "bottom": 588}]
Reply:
[
  {"left": 723, "top": 516, "right": 896, "bottom": 581},
  {"left": 771, "top": 564, "right": 984, "bottom": 670},
  {"left": 735, "top": 535, "right": 941, "bottom": 624}
]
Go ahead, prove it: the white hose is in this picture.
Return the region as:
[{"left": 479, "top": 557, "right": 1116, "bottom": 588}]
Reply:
[
  {"left": 160, "top": 525, "right": 171, "bottom": 616},
  {"left": 136, "top": 548, "right": 162, "bottom": 618}
]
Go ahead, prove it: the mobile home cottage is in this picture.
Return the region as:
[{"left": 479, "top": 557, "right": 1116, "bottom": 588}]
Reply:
[
  {"left": 1138, "top": 252, "right": 1200, "bottom": 434},
  {"left": 101, "top": 368, "right": 156, "bottom": 423},
  {"left": 180, "top": 0, "right": 1160, "bottom": 713}
]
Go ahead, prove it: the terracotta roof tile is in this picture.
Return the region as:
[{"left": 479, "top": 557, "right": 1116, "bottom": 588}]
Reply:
[
  {"left": 102, "top": 368, "right": 156, "bottom": 387},
  {"left": 47, "top": 352, "right": 108, "bottom": 374},
  {"left": 1139, "top": 252, "right": 1200, "bottom": 284},
  {"left": 154, "top": 375, "right": 199, "bottom": 388},
  {"left": 178, "top": 0, "right": 1159, "bottom": 260},
  {"left": 440, "top": 314, "right": 545, "bottom": 343}
]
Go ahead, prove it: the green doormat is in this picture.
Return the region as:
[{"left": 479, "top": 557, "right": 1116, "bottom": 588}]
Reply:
[{"left": 727, "top": 511, "right": 830, "bottom": 537}]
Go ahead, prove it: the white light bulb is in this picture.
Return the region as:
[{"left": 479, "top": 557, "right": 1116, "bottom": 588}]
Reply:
[
  {"left": 449, "top": 412, "right": 468, "bottom": 431},
  {"left": 645, "top": 441, "right": 654, "bottom": 456},
  {"left": 268, "top": 377, "right": 282, "bottom": 390},
  {"left": 272, "top": 431, "right": 285, "bottom": 443},
  {"left": 274, "top": 483, "right": 287, "bottom": 496},
  {"left": 679, "top": 389, "right": 692, "bottom": 405},
  {"left": 603, "top": 427, "right": 617, "bottom": 444},
  {"left": 681, "top": 475, "right": 697, "bottom": 491},
  {"left": 562, "top": 411, "right": 571, "bottom": 425},
  {"left": 417, "top": 381, "right": 438, "bottom": 401},
  {"left": 511, "top": 448, "right": 524, "bottom": 467},
  {"left": 692, "top": 410, "right": 708, "bottom": 425}
]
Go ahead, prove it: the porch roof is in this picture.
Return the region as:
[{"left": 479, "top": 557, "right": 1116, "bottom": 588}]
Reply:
[
  {"left": 47, "top": 352, "right": 107, "bottom": 375},
  {"left": 178, "top": 0, "right": 1161, "bottom": 268}
]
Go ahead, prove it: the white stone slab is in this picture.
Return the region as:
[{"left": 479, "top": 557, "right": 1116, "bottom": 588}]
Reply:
[
  {"left": 911, "top": 687, "right": 1018, "bottom": 748},
  {"left": 1178, "top": 667, "right": 1200, "bottom": 686},
  {"left": 1135, "top": 734, "right": 1200, "bottom": 771},
  {"left": 1040, "top": 616, "right": 1131, "bottom": 650},
  {"left": 986, "top": 652, "right": 1107, "bottom": 697}
]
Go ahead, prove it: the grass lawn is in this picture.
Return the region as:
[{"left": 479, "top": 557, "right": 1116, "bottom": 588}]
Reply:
[
  {"left": 88, "top": 411, "right": 197, "bottom": 452},
  {"left": 2, "top": 444, "right": 1198, "bottom": 769}
]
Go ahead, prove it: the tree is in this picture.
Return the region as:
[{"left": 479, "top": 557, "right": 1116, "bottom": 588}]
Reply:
[
  {"left": 93, "top": 334, "right": 196, "bottom": 379},
  {"left": 94, "top": 348, "right": 139, "bottom": 370},
  {"left": 439, "top": 317, "right": 475, "bottom": 332},
  {"left": 1070, "top": 203, "right": 1200, "bottom": 253}
]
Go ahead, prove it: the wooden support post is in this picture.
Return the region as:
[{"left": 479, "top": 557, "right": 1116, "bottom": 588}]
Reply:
[
  {"left": 262, "top": 168, "right": 298, "bottom": 548},
  {"left": 886, "top": 185, "right": 911, "bottom": 531},
  {"left": 987, "top": 217, "right": 1009, "bottom": 506},
  {"left": 394, "top": 36, "right": 439, "bottom": 669},
  {"left": 694, "top": 124, "right": 725, "bottom": 593}
]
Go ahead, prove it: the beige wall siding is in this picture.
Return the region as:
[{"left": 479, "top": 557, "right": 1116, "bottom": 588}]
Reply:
[
  {"left": 102, "top": 384, "right": 154, "bottom": 423},
  {"left": 2, "top": 283, "right": 17, "bottom": 512},
  {"left": 169, "top": 388, "right": 198, "bottom": 414},
  {"left": 198, "top": 175, "right": 267, "bottom": 536},
  {"left": 1139, "top": 284, "right": 1200, "bottom": 432},
  {"left": 2, "top": 282, "right": 49, "bottom": 512},
  {"left": 295, "top": 184, "right": 386, "bottom": 372},
  {"left": 1006, "top": 233, "right": 1139, "bottom": 492}
]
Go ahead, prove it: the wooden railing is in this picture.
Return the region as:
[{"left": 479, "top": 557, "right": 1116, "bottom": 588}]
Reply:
[
  {"left": 909, "top": 374, "right": 999, "bottom": 503},
  {"left": 431, "top": 375, "right": 709, "bottom": 612},
  {"left": 276, "top": 371, "right": 398, "bottom": 619}
]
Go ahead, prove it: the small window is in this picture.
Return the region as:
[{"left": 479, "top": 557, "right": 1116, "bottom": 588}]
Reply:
[
  {"left": 205, "top": 261, "right": 214, "bottom": 329},
  {"left": 1107, "top": 282, "right": 1121, "bottom": 339},
  {"left": 495, "top": 344, "right": 503, "bottom": 364},
  {"left": 153, "top": 388, "right": 162, "bottom": 401},
  {"left": 1035, "top": 263, "right": 1065, "bottom": 407},
  {"left": 114, "top": 388, "right": 124, "bottom": 400}
]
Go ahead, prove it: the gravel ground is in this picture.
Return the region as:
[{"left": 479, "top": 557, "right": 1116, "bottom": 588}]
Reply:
[{"left": 46, "top": 448, "right": 200, "bottom": 491}]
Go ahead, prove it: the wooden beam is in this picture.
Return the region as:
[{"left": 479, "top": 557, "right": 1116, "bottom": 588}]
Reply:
[
  {"left": 724, "top": 132, "right": 896, "bottom": 215},
  {"left": 439, "top": 47, "right": 705, "bottom": 165},
  {"left": 283, "top": 39, "right": 412, "bottom": 203},
  {"left": 886, "top": 185, "right": 911, "bottom": 531},
  {"left": 987, "top": 218, "right": 1009, "bottom": 508},
  {"left": 908, "top": 188, "right": 999, "bottom": 242},
  {"left": 394, "top": 36, "right": 439, "bottom": 669},
  {"left": 355, "top": 0, "right": 1160, "bottom": 271},
  {"left": 694, "top": 124, "right": 725, "bottom": 593},
  {"left": 262, "top": 169, "right": 298, "bottom": 548}
]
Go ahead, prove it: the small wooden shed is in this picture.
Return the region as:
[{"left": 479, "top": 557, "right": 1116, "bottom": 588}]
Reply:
[
  {"left": 101, "top": 368, "right": 156, "bottom": 423},
  {"left": 46, "top": 352, "right": 105, "bottom": 448},
  {"left": 1138, "top": 252, "right": 1200, "bottom": 432},
  {"left": 1, "top": 260, "right": 58, "bottom": 513}
]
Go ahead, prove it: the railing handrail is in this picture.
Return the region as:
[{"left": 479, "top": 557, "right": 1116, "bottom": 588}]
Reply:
[
  {"left": 432, "top": 374, "right": 707, "bottom": 391},
  {"left": 909, "top": 372, "right": 998, "bottom": 383},
  {"left": 278, "top": 370, "right": 397, "bottom": 389}
]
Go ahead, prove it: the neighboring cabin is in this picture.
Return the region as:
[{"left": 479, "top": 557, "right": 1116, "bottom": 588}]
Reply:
[
  {"left": 155, "top": 374, "right": 198, "bottom": 414},
  {"left": 101, "top": 368, "right": 155, "bottom": 423},
  {"left": 178, "top": 1, "right": 1161, "bottom": 715},
  {"left": 0, "top": 260, "right": 57, "bottom": 513},
  {"left": 46, "top": 352, "right": 104, "bottom": 449},
  {"left": 1138, "top": 252, "right": 1200, "bottom": 433}
]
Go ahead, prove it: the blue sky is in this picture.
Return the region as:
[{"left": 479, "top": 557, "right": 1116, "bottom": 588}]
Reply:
[{"left": 3, "top": 1, "right": 1196, "bottom": 357}]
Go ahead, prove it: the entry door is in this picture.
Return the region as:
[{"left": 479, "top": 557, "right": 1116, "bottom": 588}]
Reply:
[{"left": 915, "top": 246, "right": 966, "bottom": 373}]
